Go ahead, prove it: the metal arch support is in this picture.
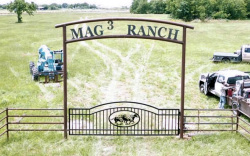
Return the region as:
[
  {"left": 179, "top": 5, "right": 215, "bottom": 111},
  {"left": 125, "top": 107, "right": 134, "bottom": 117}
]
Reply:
[{"left": 56, "top": 17, "right": 194, "bottom": 139}]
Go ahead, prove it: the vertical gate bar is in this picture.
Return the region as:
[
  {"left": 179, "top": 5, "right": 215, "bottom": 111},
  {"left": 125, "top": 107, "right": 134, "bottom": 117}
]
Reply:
[
  {"left": 151, "top": 112, "right": 152, "bottom": 135},
  {"left": 110, "top": 109, "right": 111, "bottom": 135},
  {"left": 148, "top": 111, "right": 149, "bottom": 134},
  {"left": 158, "top": 110, "right": 159, "bottom": 134},
  {"left": 172, "top": 110, "right": 173, "bottom": 135},
  {"left": 178, "top": 110, "right": 180, "bottom": 135},
  {"left": 134, "top": 108, "right": 136, "bottom": 135},
  {"left": 231, "top": 115, "right": 233, "bottom": 132},
  {"left": 69, "top": 109, "right": 71, "bottom": 135},
  {"left": 106, "top": 110, "right": 108, "bottom": 135},
  {"left": 73, "top": 109, "right": 74, "bottom": 134},
  {"left": 82, "top": 109, "right": 83, "bottom": 134},
  {"left": 164, "top": 110, "right": 166, "bottom": 135},
  {"left": 180, "top": 27, "right": 187, "bottom": 139},
  {"left": 198, "top": 109, "right": 200, "bottom": 132},
  {"left": 96, "top": 113, "right": 97, "bottom": 134},
  {"left": 144, "top": 110, "right": 146, "bottom": 134},
  {"left": 6, "top": 108, "right": 9, "bottom": 140},
  {"left": 174, "top": 110, "right": 176, "bottom": 135},
  {"left": 103, "top": 110, "right": 104, "bottom": 135},
  {"left": 168, "top": 110, "right": 170, "bottom": 135},
  {"left": 236, "top": 110, "right": 239, "bottom": 133},
  {"left": 117, "top": 108, "right": 118, "bottom": 135},
  {"left": 141, "top": 109, "right": 143, "bottom": 135},
  {"left": 78, "top": 110, "right": 81, "bottom": 134},
  {"left": 87, "top": 109, "right": 91, "bottom": 134},
  {"left": 98, "top": 111, "right": 102, "bottom": 134},
  {"left": 62, "top": 25, "right": 67, "bottom": 139}
]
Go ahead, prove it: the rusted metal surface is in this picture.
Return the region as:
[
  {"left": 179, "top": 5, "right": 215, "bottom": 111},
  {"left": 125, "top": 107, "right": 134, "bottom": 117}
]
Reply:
[
  {"left": 0, "top": 124, "right": 6, "bottom": 130},
  {"left": 9, "top": 122, "right": 64, "bottom": 124},
  {"left": 0, "top": 109, "right": 6, "bottom": 115},
  {"left": 0, "top": 131, "right": 7, "bottom": 137},
  {"left": 186, "top": 130, "right": 237, "bottom": 131},
  {"left": 185, "top": 116, "right": 236, "bottom": 118},
  {"left": 63, "top": 25, "right": 68, "bottom": 139},
  {"left": 184, "top": 109, "right": 238, "bottom": 133},
  {"left": 0, "top": 108, "right": 65, "bottom": 139},
  {"left": 8, "top": 108, "right": 63, "bottom": 110},
  {"left": 66, "top": 35, "right": 184, "bottom": 44},
  {"left": 8, "top": 115, "right": 64, "bottom": 118},
  {"left": 6, "top": 108, "right": 8, "bottom": 139},
  {"left": 55, "top": 17, "right": 194, "bottom": 29},
  {"left": 0, "top": 117, "right": 7, "bottom": 123},
  {"left": 180, "top": 27, "right": 187, "bottom": 138},
  {"left": 9, "top": 129, "right": 64, "bottom": 131}
]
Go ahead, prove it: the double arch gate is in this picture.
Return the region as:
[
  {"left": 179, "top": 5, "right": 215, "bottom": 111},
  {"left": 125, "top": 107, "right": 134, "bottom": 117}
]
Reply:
[
  {"left": 55, "top": 18, "right": 194, "bottom": 138},
  {"left": 69, "top": 102, "right": 179, "bottom": 136}
]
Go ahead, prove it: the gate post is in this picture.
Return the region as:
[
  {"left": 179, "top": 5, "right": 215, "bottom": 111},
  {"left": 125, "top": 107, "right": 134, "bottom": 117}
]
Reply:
[
  {"left": 63, "top": 26, "right": 68, "bottom": 139},
  {"left": 6, "top": 108, "right": 9, "bottom": 140},
  {"left": 180, "top": 27, "right": 187, "bottom": 139}
]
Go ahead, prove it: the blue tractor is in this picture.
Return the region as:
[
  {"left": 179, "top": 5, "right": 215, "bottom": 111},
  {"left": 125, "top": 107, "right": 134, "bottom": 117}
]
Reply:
[{"left": 29, "top": 45, "right": 63, "bottom": 83}]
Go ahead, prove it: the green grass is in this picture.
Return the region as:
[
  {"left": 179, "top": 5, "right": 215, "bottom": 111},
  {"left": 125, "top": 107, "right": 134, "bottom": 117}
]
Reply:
[{"left": 0, "top": 11, "right": 249, "bottom": 155}]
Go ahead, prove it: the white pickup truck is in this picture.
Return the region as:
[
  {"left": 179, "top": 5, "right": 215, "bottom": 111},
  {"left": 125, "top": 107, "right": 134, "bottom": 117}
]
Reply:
[
  {"left": 199, "top": 70, "right": 250, "bottom": 115},
  {"left": 212, "top": 45, "right": 250, "bottom": 62},
  {"left": 199, "top": 70, "right": 249, "bottom": 96}
]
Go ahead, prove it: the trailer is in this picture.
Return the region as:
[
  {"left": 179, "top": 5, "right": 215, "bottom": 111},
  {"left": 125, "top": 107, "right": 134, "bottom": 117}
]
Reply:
[{"left": 212, "top": 45, "right": 250, "bottom": 63}]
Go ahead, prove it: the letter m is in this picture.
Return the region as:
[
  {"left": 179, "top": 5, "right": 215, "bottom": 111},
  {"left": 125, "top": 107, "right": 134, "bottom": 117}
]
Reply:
[{"left": 70, "top": 28, "right": 83, "bottom": 39}]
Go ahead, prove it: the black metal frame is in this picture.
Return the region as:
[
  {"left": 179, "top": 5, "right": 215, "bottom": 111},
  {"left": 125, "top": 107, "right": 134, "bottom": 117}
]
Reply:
[{"left": 69, "top": 101, "right": 179, "bottom": 136}]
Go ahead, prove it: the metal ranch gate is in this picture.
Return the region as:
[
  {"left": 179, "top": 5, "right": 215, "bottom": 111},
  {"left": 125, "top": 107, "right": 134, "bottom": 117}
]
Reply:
[
  {"left": 69, "top": 102, "right": 179, "bottom": 136},
  {"left": 55, "top": 17, "right": 194, "bottom": 138}
]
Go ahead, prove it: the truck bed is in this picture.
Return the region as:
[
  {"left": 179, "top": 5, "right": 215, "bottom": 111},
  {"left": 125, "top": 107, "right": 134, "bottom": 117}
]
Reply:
[{"left": 214, "top": 52, "right": 239, "bottom": 57}]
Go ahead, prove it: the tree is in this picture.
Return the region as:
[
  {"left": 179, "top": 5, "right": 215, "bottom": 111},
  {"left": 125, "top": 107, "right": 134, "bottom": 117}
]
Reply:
[{"left": 7, "top": 0, "right": 36, "bottom": 23}]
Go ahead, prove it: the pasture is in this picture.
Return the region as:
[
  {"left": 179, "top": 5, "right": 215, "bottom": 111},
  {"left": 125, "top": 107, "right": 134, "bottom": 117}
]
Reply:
[{"left": 0, "top": 11, "right": 249, "bottom": 155}]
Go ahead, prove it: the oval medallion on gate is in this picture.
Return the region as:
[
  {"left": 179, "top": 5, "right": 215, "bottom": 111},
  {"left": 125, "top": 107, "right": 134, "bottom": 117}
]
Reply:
[{"left": 109, "top": 110, "right": 140, "bottom": 127}]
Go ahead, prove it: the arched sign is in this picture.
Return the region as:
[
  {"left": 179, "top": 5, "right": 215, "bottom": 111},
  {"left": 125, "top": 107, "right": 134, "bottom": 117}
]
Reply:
[{"left": 55, "top": 17, "right": 194, "bottom": 139}]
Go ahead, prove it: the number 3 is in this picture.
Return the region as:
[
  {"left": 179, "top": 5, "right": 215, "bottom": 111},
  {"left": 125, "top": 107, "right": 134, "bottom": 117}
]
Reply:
[{"left": 107, "top": 20, "right": 114, "bottom": 30}]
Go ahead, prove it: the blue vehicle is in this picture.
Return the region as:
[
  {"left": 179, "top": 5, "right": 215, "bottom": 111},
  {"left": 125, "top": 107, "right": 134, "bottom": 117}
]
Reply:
[{"left": 29, "top": 45, "right": 63, "bottom": 82}]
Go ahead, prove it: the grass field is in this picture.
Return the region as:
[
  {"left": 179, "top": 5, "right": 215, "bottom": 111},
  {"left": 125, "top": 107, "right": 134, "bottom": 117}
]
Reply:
[{"left": 0, "top": 11, "right": 249, "bottom": 155}]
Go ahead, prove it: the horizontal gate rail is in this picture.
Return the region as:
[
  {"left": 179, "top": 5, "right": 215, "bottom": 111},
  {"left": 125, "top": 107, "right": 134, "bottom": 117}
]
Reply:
[
  {"left": 69, "top": 101, "right": 180, "bottom": 136},
  {"left": 0, "top": 108, "right": 65, "bottom": 140},
  {"left": 237, "top": 110, "right": 250, "bottom": 141},
  {"left": 184, "top": 109, "right": 237, "bottom": 132}
]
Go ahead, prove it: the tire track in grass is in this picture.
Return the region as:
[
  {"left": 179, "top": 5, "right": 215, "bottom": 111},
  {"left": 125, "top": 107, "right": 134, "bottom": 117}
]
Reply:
[
  {"left": 9, "top": 67, "right": 19, "bottom": 77},
  {"left": 36, "top": 84, "right": 54, "bottom": 103}
]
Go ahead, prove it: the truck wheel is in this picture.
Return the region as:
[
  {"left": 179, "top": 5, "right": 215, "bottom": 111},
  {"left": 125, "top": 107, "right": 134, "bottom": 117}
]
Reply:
[
  {"left": 29, "top": 61, "right": 35, "bottom": 74},
  {"left": 200, "top": 83, "right": 208, "bottom": 95},
  {"left": 232, "top": 102, "right": 240, "bottom": 115},
  {"left": 200, "top": 84, "right": 205, "bottom": 93},
  {"left": 222, "top": 58, "right": 230, "bottom": 63},
  {"left": 32, "top": 66, "right": 39, "bottom": 81}
]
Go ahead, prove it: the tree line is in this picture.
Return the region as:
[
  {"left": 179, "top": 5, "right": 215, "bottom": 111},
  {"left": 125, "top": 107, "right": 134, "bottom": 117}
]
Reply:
[
  {"left": 0, "top": 2, "right": 98, "bottom": 10},
  {"left": 40, "top": 3, "right": 98, "bottom": 10},
  {"left": 130, "top": 0, "right": 250, "bottom": 21}
]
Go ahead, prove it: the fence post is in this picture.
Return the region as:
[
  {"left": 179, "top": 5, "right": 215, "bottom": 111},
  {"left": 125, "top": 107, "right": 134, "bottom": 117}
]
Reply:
[
  {"left": 236, "top": 109, "right": 239, "bottom": 133},
  {"left": 6, "top": 108, "right": 9, "bottom": 140}
]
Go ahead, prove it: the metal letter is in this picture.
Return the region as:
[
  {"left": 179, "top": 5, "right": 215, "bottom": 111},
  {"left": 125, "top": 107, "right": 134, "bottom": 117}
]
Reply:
[
  {"left": 168, "top": 29, "right": 179, "bottom": 40},
  {"left": 147, "top": 26, "right": 157, "bottom": 37},
  {"left": 137, "top": 26, "right": 146, "bottom": 36},
  {"left": 127, "top": 25, "right": 136, "bottom": 35},
  {"left": 94, "top": 25, "right": 104, "bottom": 36},
  {"left": 70, "top": 28, "right": 83, "bottom": 39},
  {"left": 85, "top": 26, "right": 94, "bottom": 37},
  {"left": 158, "top": 27, "right": 167, "bottom": 38}
]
